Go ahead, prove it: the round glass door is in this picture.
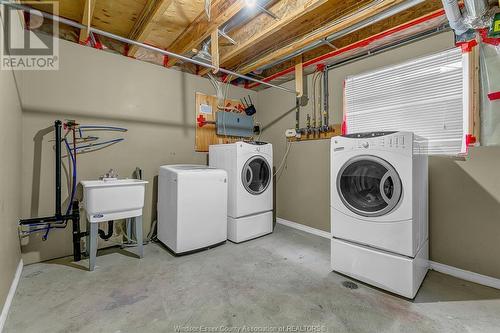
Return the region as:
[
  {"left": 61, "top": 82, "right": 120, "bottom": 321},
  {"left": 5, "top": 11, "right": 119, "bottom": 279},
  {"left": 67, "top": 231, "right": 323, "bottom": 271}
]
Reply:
[
  {"left": 337, "top": 155, "right": 402, "bottom": 217},
  {"left": 242, "top": 156, "right": 271, "bottom": 195}
]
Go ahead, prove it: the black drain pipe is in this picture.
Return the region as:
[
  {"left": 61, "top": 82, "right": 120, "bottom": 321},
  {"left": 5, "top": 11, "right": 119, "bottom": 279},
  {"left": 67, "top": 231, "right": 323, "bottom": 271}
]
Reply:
[
  {"left": 98, "top": 221, "right": 114, "bottom": 240},
  {"left": 20, "top": 120, "right": 86, "bottom": 262}
]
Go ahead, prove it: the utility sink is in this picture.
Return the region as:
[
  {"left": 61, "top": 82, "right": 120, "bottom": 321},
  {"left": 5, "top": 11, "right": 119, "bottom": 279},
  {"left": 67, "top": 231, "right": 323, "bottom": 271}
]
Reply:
[{"left": 80, "top": 179, "right": 148, "bottom": 223}]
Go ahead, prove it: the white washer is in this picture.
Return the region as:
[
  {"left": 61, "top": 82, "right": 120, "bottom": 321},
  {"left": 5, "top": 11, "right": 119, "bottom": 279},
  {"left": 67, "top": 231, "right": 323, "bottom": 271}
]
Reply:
[
  {"left": 209, "top": 141, "right": 273, "bottom": 243},
  {"left": 158, "top": 165, "right": 227, "bottom": 255},
  {"left": 331, "top": 132, "right": 428, "bottom": 298}
]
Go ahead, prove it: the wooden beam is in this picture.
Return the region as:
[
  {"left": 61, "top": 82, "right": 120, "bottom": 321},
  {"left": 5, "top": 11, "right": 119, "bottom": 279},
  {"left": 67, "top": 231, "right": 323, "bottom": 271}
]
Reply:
[
  {"left": 128, "top": 0, "right": 174, "bottom": 57},
  {"left": 467, "top": 44, "right": 480, "bottom": 140},
  {"left": 262, "top": 0, "right": 443, "bottom": 78},
  {"left": 199, "top": 0, "right": 329, "bottom": 76},
  {"left": 166, "top": 0, "right": 245, "bottom": 67},
  {"left": 211, "top": 29, "right": 220, "bottom": 73},
  {"left": 79, "top": 0, "right": 96, "bottom": 43},
  {"left": 238, "top": 0, "right": 405, "bottom": 75}
]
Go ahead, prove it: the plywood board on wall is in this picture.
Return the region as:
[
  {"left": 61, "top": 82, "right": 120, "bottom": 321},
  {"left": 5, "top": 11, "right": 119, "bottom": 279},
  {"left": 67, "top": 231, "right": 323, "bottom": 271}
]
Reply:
[{"left": 195, "top": 92, "right": 247, "bottom": 152}]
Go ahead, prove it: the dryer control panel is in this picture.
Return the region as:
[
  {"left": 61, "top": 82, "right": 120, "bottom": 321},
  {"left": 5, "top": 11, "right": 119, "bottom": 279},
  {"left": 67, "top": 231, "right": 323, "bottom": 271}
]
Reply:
[
  {"left": 343, "top": 131, "right": 397, "bottom": 138},
  {"left": 333, "top": 132, "right": 413, "bottom": 153}
]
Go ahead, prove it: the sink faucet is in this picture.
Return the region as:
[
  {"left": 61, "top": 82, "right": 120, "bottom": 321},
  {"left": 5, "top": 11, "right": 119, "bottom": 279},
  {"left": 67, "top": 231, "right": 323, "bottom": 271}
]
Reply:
[{"left": 100, "top": 169, "right": 118, "bottom": 180}]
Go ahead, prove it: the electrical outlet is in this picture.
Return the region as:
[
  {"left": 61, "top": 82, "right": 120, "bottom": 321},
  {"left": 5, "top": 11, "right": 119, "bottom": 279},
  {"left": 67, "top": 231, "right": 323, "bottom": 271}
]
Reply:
[{"left": 285, "top": 129, "right": 297, "bottom": 138}]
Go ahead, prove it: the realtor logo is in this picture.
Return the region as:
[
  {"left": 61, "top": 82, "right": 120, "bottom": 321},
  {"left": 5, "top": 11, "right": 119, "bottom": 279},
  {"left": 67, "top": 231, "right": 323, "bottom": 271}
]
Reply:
[{"left": 1, "top": 1, "right": 59, "bottom": 70}]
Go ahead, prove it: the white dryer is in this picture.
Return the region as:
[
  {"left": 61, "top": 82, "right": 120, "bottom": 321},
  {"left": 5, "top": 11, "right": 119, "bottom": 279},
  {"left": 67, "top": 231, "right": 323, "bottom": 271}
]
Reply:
[
  {"left": 331, "top": 132, "right": 428, "bottom": 298},
  {"left": 209, "top": 141, "right": 273, "bottom": 243}
]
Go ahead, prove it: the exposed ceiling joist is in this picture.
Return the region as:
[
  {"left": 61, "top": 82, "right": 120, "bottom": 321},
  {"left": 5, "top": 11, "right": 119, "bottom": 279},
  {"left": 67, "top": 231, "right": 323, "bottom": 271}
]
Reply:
[
  {"left": 237, "top": 0, "right": 405, "bottom": 75},
  {"left": 128, "top": 0, "right": 175, "bottom": 57},
  {"left": 198, "top": 0, "right": 329, "bottom": 76},
  {"left": 211, "top": 29, "right": 220, "bottom": 72},
  {"left": 262, "top": 0, "right": 444, "bottom": 78},
  {"left": 79, "top": 0, "right": 96, "bottom": 43},
  {"left": 166, "top": 0, "right": 245, "bottom": 67}
]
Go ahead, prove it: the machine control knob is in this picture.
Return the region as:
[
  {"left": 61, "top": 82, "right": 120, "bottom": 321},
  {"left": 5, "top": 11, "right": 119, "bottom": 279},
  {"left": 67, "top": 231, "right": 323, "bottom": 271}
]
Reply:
[{"left": 362, "top": 141, "right": 369, "bottom": 148}]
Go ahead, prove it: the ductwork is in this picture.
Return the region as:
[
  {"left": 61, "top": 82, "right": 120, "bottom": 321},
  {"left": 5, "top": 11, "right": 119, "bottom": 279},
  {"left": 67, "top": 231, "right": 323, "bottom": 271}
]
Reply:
[
  {"left": 463, "top": 0, "right": 491, "bottom": 28},
  {"left": 441, "top": 0, "right": 469, "bottom": 35},
  {"left": 441, "top": 0, "right": 492, "bottom": 36}
]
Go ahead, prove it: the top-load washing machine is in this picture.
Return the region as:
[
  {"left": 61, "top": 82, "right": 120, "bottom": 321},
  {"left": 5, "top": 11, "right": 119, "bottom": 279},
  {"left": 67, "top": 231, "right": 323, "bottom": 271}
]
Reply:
[
  {"left": 158, "top": 165, "right": 228, "bottom": 255},
  {"left": 209, "top": 141, "right": 273, "bottom": 243},
  {"left": 331, "top": 131, "right": 428, "bottom": 298}
]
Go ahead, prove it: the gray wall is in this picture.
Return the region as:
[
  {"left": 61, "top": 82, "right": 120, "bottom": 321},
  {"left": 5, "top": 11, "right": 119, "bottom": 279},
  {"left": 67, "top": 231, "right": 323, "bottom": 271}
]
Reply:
[
  {"left": 257, "top": 31, "right": 500, "bottom": 279},
  {"left": 0, "top": 8, "right": 23, "bottom": 314},
  {"left": 16, "top": 39, "right": 256, "bottom": 264}
]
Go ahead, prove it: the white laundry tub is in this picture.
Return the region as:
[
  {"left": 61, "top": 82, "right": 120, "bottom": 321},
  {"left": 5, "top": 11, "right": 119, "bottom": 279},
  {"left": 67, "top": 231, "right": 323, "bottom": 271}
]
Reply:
[{"left": 81, "top": 179, "right": 148, "bottom": 223}]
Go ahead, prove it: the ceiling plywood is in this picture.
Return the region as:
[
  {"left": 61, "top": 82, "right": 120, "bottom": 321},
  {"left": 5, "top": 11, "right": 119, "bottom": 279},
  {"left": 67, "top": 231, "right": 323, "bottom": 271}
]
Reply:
[
  {"left": 92, "top": 0, "right": 148, "bottom": 37},
  {"left": 145, "top": 0, "right": 205, "bottom": 49},
  {"left": 27, "top": 0, "right": 84, "bottom": 22},
  {"left": 222, "top": 0, "right": 375, "bottom": 70}
]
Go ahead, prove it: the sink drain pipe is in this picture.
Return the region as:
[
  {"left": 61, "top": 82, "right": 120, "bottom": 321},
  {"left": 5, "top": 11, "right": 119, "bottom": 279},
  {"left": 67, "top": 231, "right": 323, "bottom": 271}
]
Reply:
[{"left": 98, "top": 221, "right": 114, "bottom": 240}]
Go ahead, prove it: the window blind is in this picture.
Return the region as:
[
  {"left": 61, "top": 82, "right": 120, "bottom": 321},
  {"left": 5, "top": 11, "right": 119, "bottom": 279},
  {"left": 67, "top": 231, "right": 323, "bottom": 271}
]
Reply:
[{"left": 344, "top": 47, "right": 469, "bottom": 155}]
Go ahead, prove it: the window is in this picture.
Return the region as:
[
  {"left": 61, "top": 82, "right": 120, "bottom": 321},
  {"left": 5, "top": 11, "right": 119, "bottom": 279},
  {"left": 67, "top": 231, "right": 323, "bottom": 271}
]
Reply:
[{"left": 344, "top": 47, "right": 475, "bottom": 155}]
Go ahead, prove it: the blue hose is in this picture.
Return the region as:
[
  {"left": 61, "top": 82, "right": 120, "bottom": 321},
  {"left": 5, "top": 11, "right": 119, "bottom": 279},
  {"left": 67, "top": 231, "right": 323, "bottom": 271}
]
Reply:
[
  {"left": 65, "top": 139, "right": 77, "bottom": 215},
  {"left": 41, "top": 138, "right": 77, "bottom": 240}
]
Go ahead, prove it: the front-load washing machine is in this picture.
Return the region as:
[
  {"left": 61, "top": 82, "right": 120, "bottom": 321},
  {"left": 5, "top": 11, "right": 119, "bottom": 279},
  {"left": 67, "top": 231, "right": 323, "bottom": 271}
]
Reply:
[
  {"left": 209, "top": 141, "right": 273, "bottom": 243},
  {"left": 331, "top": 132, "right": 428, "bottom": 298}
]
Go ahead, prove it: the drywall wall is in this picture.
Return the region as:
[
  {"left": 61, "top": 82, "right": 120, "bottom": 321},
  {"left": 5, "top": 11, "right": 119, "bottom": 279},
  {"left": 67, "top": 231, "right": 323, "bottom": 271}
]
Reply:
[
  {"left": 15, "top": 38, "right": 257, "bottom": 264},
  {"left": 0, "top": 7, "right": 23, "bottom": 315},
  {"left": 257, "top": 31, "right": 500, "bottom": 279},
  {"left": 430, "top": 148, "right": 500, "bottom": 279}
]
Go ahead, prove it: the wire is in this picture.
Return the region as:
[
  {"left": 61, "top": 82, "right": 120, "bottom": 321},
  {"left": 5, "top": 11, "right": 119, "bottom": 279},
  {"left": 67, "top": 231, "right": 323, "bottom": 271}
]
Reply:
[{"left": 274, "top": 139, "right": 292, "bottom": 179}]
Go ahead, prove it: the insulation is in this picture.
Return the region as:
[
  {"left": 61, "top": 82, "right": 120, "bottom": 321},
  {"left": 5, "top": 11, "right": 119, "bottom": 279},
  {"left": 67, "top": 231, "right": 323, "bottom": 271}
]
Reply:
[
  {"left": 479, "top": 39, "right": 500, "bottom": 145},
  {"left": 344, "top": 47, "right": 468, "bottom": 155}
]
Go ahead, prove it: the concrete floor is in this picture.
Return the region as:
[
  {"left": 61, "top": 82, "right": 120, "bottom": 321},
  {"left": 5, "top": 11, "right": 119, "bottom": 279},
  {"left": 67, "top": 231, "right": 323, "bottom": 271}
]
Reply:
[{"left": 5, "top": 224, "right": 500, "bottom": 333}]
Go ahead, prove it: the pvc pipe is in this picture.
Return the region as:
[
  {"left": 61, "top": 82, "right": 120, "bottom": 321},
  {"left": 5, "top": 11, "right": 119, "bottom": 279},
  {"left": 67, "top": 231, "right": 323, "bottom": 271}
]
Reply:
[{"left": 0, "top": 1, "right": 297, "bottom": 95}]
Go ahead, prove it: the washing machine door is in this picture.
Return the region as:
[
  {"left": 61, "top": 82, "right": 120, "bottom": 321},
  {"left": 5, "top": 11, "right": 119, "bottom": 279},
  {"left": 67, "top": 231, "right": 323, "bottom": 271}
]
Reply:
[
  {"left": 242, "top": 156, "right": 271, "bottom": 195},
  {"left": 337, "top": 155, "right": 402, "bottom": 217}
]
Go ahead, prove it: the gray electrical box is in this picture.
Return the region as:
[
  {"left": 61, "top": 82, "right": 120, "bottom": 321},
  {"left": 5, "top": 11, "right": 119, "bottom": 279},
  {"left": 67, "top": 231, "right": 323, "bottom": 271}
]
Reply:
[{"left": 216, "top": 112, "right": 254, "bottom": 138}]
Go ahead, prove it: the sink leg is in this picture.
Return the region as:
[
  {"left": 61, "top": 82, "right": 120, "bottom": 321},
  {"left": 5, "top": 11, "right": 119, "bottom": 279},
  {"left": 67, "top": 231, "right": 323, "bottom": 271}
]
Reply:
[
  {"left": 89, "top": 223, "right": 98, "bottom": 271},
  {"left": 125, "top": 218, "right": 132, "bottom": 243},
  {"left": 85, "top": 220, "right": 90, "bottom": 257},
  {"left": 135, "top": 216, "right": 144, "bottom": 259}
]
